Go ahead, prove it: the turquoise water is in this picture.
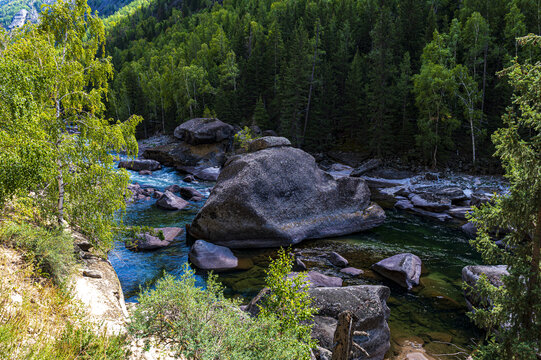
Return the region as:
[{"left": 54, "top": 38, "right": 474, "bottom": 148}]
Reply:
[{"left": 110, "top": 165, "right": 482, "bottom": 358}]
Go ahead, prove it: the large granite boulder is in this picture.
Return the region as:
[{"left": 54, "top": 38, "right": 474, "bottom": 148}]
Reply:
[
  {"left": 156, "top": 191, "right": 189, "bottom": 210},
  {"left": 189, "top": 140, "right": 385, "bottom": 248},
  {"left": 127, "top": 227, "right": 183, "bottom": 251},
  {"left": 188, "top": 240, "right": 238, "bottom": 272},
  {"left": 118, "top": 159, "right": 161, "bottom": 171},
  {"left": 372, "top": 253, "right": 422, "bottom": 289},
  {"left": 174, "top": 118, "right": 234, "bottom": 145},
  {"left": 310, "top": 286, "right": 391, "bottom": 360},
  {"left": 462, "top": 265, "right": 508, "bottom": 310}
]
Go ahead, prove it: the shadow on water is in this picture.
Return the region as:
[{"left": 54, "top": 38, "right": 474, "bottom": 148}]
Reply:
[{"left": 111, "top": 164, "right": 482, "bottom": 358}]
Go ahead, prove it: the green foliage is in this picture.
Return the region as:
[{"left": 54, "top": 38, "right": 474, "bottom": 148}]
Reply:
[
  {"left": 129, "top": 264, "right": 314, "bottom": 360},
  {"left": 259, "top": 247, "right": 317, "bottom": 353},
  {"left": 234, "top": 126, "right": 259, "bottom": 151},
  {"left": 0, "top": 222, "right": 76, "bottom": 285},
  {"left": 468, "top": 34, "right": 541, "bottom": 359},
  {"left": 0, "top": 0, "right": 141, "bottom": 251}
]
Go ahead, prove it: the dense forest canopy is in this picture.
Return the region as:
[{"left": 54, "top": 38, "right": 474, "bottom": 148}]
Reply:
[{"left": 103, "top": 0, "right": 541, "bottom": 170}]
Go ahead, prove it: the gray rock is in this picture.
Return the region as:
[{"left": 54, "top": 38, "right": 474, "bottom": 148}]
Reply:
[
  {"left": 328, "top": 251, "right": 348, "bottom": 267},
  {"left": 409, "top": 193, "right": 451, "bottom": 212},
  {"left": 350, "top": 159, "right": 382, "bottom": 177},
  {"left": 143, "top": 141, "right": 229, "bottom": 168},
  {"left": 165, "top": 184, "right": 182, "bottom": 193},
  {"left": 462, "top": 265, "right": 508, "bottom": 310},
  {"left": 178, "top": 187, "right": 203, "bottom": 200},
  {"left": 448, "top": 206, "right": 472, "bottom": 220},
  {"left": 248, "top": 136, "right": 291, "bottom": 152},
  {"left": 471, "top": 191, "right": 494, "bottom": 206},
  {"left": 462, "top": 222, "right": 478, "bottom": 237},
  {"left": 118, "top": 159, "right": 162, "bottom": 171},
  {"left": 183, "top": 175, "right": 196, "bottom": 183},
  {"left": 293, "top": 257, "right": 307, "bottom": 271},
  {"left": 309, "top": 285, "right": 391, "bottom": 360},
  {"left": 174, "top": 118, "right": 234, "bottom": 145},
  {"left": 395, "top": 199, "right": 414, "bottom": 210},
  {"left": 410, "top": 207, "right": 452, "bottom": 221},
  {"left": 188, "top": 240, "right": 238, "bottom": 272},
  {"left": 193, "top": 166, "right": 220, "bottom": 181},
  {"left": 362, "top": 176, "right": 410, "bottom": 189},
  {"left": 127, "top": 227, "right": 183, "bottom": 251},
  {"left": 340, "top": 267, "right": 364, "bottom": 276},
  {"left": 372, "top": 253, "right": 422, "bottom": 289},
  {"left": 288, "top": 271, "right": 343, "bottom": 288},
  {"left": 189, "top": 146, "right": 385, "bottom": 248},
  {"left": 156, "top": 191, "right": 189, "bottom": 210},
  {"left": 138, "top": 170, "right": 152, "bottom": 175}
]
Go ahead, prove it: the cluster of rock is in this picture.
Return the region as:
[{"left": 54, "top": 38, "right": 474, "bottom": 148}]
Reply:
[
  {"left": 323, "top": 158, "right": 503, "bottom": 228},
  {"left": 127, "top": 227, "right": 184, "bottom": 251},
  {"left": 141, "top": 118, "right": 234, "bottom": 181}
]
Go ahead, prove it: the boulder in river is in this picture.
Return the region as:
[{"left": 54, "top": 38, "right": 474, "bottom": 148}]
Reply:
[
  {"left": 189, "top": 139, "right": 385, "bottom": 248},
  {"left": 174, "top": 118, "right": 234, "bottom": 145},
  {"left": 462, "top": 265, "right": 508, "bottom": 310},
  {"left": 328, "top": 251, "right": 349, "bottom": 267},
  {"left": 193, "top": 166, "right": 220, "bottom": 181},
  {"left": 409, "top": 193, "right": 451, "bottom": 212},
  {"left": 156, "top": 191, "right": 189, "bottom": 210},
  {"left": 143, "top": 141, "right": 228, "bottom": 168},
  {"left": 118, "top": 159, "right": 162, "bottom": 171},
  {"left": 188, "top": 240, "right": 238, "bottom": 272},
  {"left": 127, "top": 227, "right": 183, "bottom": 251},
  {"left": 350, "top": 159, "right": 382, "bottom": 177},
  {"left": 340, "top": 267, "right": 364, "bottom": 276},
  {"left": 372, "top": 253, "right": 422, "bottom": 290}
]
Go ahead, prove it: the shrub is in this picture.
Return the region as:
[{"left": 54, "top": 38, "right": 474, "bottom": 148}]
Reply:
[
  {"left": 234, "top": 126, "right": 259, "bottom": 151},
  {"left": 0, "top": 222, "right": 76, "bottom": 284},
  {"left": 130, "top": 263, "right": 314, "bottom": 360}
]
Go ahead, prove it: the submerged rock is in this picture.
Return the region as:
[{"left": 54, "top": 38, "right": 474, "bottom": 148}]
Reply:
[
  {"left": 328, "top": 251, "right": 349, "bottom": 267},
  {"left": 372, "top": 253, "right": 422, "bottom": 290},
  {"left": 156, "top": 191, "right": 189, "bottom": 210},
  {"left": 340, "top": 267, "right": 364, "bottom": 276},
  {"left": 189, "top": 141, "right": 385, "bottom": 248},
  {"left": 118, "top": 159, "right": 161, "bottom": 171},
  {"left": 188, "top": 240, "right": 238, "bottom": 272},
  {"left": 127, "top": 227, "right": 183, "bottom": 251}
]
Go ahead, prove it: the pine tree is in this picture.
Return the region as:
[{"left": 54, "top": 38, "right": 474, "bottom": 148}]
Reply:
[{"left": 469, "top": 35, "right": 541, "bottom": 360}]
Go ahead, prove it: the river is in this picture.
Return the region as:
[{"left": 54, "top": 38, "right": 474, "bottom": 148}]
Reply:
[{"left": 110, "top": 163, "right": 483, "bottom": 359}]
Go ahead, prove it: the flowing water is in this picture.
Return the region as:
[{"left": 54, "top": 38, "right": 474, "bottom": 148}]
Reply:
[{"left": 110, "top": 164, "right": 483, "bottom": 358}]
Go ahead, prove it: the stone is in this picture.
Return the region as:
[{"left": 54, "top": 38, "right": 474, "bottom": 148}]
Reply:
[
  {"left": 118, "top": 159, "right": 161, "bottom": 171},
  {"left": 83, "top": 270, "right": 102, "bottom": 279},
  {"left": 448, "top": 206, "right": 472, "bottom": 220},
  {"left": 173, "top": 118, "right": 234, "bottom": 145},
  {"left": 462, "top": 265, "right": 508, "bottom": 310},
  {"left": 293, "top": 257, "right": 307, "bottom": 271},
  {"left": 183, "top": 175, "right": 196, "bottom": 183},
  {"left": 340, "top": 267, "right": 364, "bottom": 276},
  {"left": 193, "top": 166, "right": 220, "bottom": 181},
  {"left": 309, "top": 285, "right": 391, "bottom": 360},
  {"left": 248, "top": 136, "right": 291, "bottom": 152},
  {"left": 189, "top": 146, "right": 385, "bottom": 248},
  {"left": 362, "top": 176, "right": 410, "bottom": 189},
  {"left": 127, "top": 227, "right": 183, "bottom": 251},
  {"left": 461, "top": 222, "right": 478, "bottom": 237},
  {"left": 410, "top": 207, "right": 452, "bottom": 221},
  {"left": 156, "top": 191, "right": 190, "bottom": 210},
  {"left": 178, "top": 187, "right": 203, "bottom": 200},
  {"left": 307, "top": 271, "right": 343, "bottom": 287},
  {"left": 372, "top": 253, "right": 422, "bottom": 289},
  {"left": 424, "top": 172, "right": 439, "bottom": 180},
  {"left": 409, "top": 193, "right": 451, "bottom": 212},
  {"left": 395, "top": 199, "right": 414, "bottom": 210},
  {"left": 188, "top": 240, "right": 238, "bottom": 272},
  {"left": 143, "top": 141, "right": 229, "bottom": 168},
  {"left": 328, "top": 251, "right": 348, "bottom": 267},
  {"left": 138, "top": 170, "right": 152, "bottom": 175},
  {"left": 153, "top": 191, "right": 163, "bottom": 199},
  {"left": 350, "top": 159, "right": 382, "bottom": 177},
  {"left": 165, "top": 184, "right": 182, "bottom": 193}
]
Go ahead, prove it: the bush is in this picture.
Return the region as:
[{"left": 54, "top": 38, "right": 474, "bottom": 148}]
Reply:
[
  {"left": 234, "top": 126, "right": 259, "bottom": 151},
  {"left": 0, "top": 222, "right": 76, "bottom": 284},
  {"left": 129, "top": 263, "right": 315, "bottom": 360}
]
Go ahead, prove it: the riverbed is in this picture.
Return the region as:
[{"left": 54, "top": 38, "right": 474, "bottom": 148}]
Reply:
[{"left": 110, "top": 164, "right": 483, "bottom": 359}]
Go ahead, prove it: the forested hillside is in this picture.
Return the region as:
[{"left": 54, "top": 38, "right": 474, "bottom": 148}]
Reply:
[{"left": 103, "top": 0, "right": 541, "bottom": 170}]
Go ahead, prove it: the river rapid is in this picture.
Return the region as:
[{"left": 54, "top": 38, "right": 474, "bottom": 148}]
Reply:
[{"left": 110, "top": 163, "right": 487, "bottom": 359}]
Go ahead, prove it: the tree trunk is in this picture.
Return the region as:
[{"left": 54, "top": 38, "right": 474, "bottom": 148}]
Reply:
[
  {"left": 481, "top": 43, "right": 488, "bottom": 114},
  {"left": 57, "top": 158, "right": 64, "bottom": 226},
  {"left": 469, "top": 111, "right": 476, "bottom": 167},
  {"left": 527, "top": 201, "right": 541, "bottom": 331},
  {"left": 331, "top": 311, "right": 355, "bottom": 360},
  {"left": 302, "top": 24, "right": 319, "bottom": 148}
]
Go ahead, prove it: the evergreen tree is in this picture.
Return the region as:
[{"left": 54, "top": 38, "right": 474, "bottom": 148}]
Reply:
[{"left": 469, "top": 34, "right": 541, "bottom": 360}]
